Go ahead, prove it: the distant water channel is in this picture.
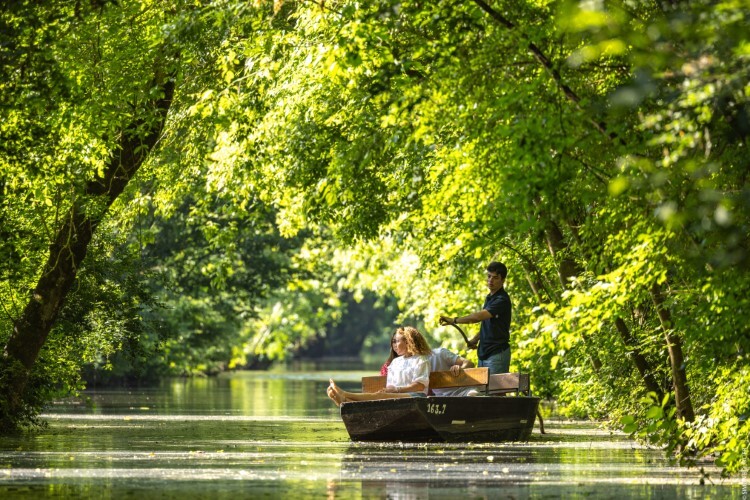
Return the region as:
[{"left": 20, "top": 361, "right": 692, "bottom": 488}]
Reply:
[{"left": 0, "top": 370, "right": 744, "bottom": 498}]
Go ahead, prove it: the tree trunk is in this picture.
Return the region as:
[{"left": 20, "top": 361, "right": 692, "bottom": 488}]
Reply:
[
  {"left": 0, "top": 73, "right": 175, "bottom": 429},
  {"left": 650, "top": 283, "right": 695, "bottom": 422},
  {"left": 520, "top": 263, "right": 544, "bottom": 303},
  {"left": 542, "top": 219, "right": 603, "bottom": 371},
  {"left": 495, "top": 239, "right": 554, "bottom": 303},
  {"left": 543, "top": 221, "right": 579, "bottom": 289},
  {"left": 556, "top": 216, "right": 674, "bottom": 401},
  {"left": 557, "top": 217, "right": 673, "bottom": 401},
  {"left": 614, "top": 317, "right": 664, "bottom": 398}
]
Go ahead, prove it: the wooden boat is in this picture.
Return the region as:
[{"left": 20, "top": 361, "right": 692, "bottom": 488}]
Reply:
[
  {"left": 340, "top": 394, "right": 540, "bottom": 442},
  {"left": 338, "top": 369, "right": 541, "bottom": 442}
]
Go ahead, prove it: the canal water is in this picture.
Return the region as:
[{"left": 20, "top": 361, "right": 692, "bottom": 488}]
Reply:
[{"left": 0, "top": 370, "right": 744, "bottom": 498}]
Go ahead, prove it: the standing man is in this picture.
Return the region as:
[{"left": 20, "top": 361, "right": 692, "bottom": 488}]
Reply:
[{"left": 439, "top": 262, "right": 512, "bottom": 374}]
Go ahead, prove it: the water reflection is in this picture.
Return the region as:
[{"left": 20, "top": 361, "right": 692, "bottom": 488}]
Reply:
[
  {"left": 0, "top": 371, "right": 744, "bottom": 498},
  {"left": 55, "top": 370, "right": 367, "bottom": 417}
]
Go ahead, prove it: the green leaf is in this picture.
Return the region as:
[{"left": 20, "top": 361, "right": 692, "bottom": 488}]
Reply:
[
  {"left": 623, "top": 423, "right": 638, "bottom": 434},
  {"left": 646, "top": 406, "right": 663, "bottom": 420}
]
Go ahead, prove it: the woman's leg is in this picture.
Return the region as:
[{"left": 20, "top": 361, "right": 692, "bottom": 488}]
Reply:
[{"left": 329, "top": 379, "right": 412, "bottom": 403}]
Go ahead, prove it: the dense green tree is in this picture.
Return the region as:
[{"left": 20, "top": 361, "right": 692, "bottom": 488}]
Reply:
[
  {"left": 1, "top": 0, "right": 181, "bottom": 428},
  {"left": 83, "top": 195, "right": 306, "bottom": 383},
  {"left": 0, "top": 0, "right": 396, "bottom": 426},
  {"left": 205, "top": 0, "right": 748, "bottom": 473},
  {"left": 1, "top": 0, "right": 747, "bottom": 477}
]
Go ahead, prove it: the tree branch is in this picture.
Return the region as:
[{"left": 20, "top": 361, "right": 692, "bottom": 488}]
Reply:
[{"left": 470, "top": 0, "right": 616, "bottom": 141}]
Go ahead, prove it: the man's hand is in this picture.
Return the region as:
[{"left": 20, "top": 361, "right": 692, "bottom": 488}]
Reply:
[
  {"left": 449, "top": 365, "right": 462, "bottom": 376},
  {"left": 439, "top": 315, "right": 456, "bottom": 326}
]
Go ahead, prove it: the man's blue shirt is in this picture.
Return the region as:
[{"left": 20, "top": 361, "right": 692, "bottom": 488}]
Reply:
[{"left": 478, "top": 287, "right": 512, "bottom": 360}]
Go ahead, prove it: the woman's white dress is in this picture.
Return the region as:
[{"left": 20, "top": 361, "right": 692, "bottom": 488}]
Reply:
[{"left": 386, "top": 355, "right": 429, "bottom": 394}]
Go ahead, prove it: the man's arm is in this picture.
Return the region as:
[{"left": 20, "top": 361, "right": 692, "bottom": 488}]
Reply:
[
  {"left": 439, "top": 310, "right": 491, "bottom": 349},
  {"left": 440, "top": 309, "right": 492, "bottom": 326}
]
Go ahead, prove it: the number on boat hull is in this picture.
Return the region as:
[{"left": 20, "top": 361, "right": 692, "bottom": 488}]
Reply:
[{"left": 427, "top": 403, "right": 447, "bottom": 415}]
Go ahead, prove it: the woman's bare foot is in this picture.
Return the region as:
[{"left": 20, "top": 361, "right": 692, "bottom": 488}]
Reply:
[
  {"left": 327, "top": 386, "right": 343, "bottom": 407},
  {"left": 329, "top": 379, "right": 349, "bottom": 405}
]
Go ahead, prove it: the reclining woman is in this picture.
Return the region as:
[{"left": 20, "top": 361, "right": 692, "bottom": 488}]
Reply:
[{"left": 327, "top": 326, "right": 431, "bottom": 407}]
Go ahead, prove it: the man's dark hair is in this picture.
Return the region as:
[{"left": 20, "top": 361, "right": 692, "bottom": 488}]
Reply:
[{"left": 486, "top": 261, "right": 508, "bottom": 279}]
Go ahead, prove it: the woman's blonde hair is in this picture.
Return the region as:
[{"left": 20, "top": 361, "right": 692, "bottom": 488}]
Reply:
[{"left": 395, "top": 326, "right": 431, "bottom": 356}]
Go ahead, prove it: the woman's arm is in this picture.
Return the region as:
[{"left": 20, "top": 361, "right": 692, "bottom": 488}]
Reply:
[
  {"left": 449, "top": 355, "right": 475, "bottom": 375},
  {"left": 384, "top": 381, "right": 425, "bottom": 393}
]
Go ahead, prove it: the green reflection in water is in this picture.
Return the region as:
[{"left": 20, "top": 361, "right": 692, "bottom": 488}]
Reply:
[{"left": 0, "top": 371, "right": 744, "bottom": 499}]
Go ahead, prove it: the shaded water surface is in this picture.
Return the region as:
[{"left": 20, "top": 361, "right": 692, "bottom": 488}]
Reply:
[{"left": 0, "top": 371, "right": 744, "bottom": 498}]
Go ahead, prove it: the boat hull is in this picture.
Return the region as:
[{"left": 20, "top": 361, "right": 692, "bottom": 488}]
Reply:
[{"left": 339, "top": 396, "right": 540, "bottom": 442}]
